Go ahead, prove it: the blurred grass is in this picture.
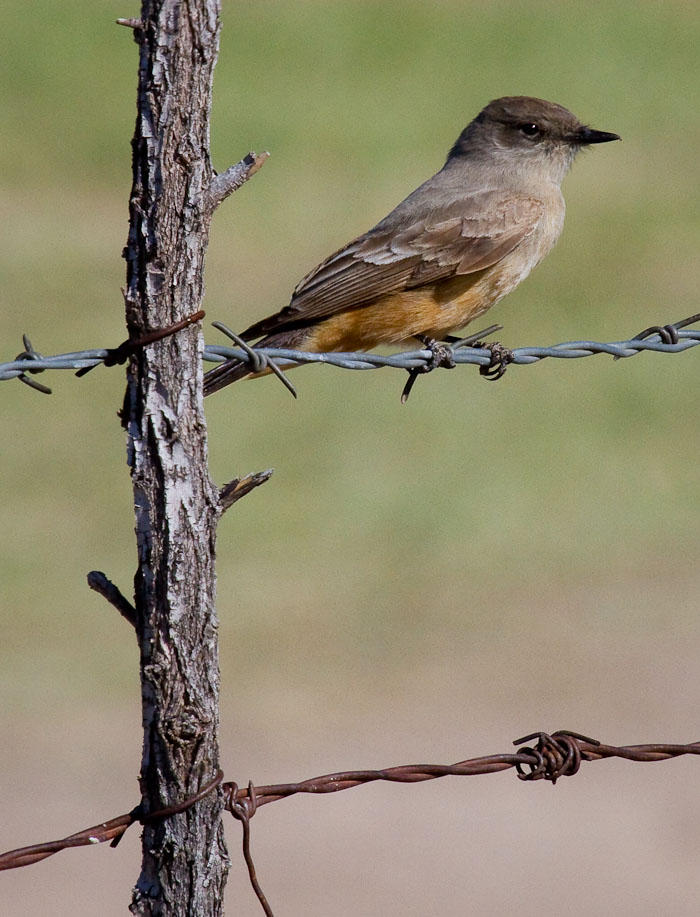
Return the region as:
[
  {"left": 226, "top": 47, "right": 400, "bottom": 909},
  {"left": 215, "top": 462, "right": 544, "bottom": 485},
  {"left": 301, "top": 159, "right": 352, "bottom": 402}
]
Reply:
[
  {"left": 2, "top": 0, "right": 700, "bottom": 698},
  {"left": 2, "top": 2, "right": 700, "bottom": 911}
]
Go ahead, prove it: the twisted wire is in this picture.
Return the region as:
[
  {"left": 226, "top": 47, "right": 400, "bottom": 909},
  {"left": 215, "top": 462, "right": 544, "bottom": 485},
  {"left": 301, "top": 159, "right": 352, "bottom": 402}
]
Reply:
[{"left": 2, "top": 313, "right": 698, "bottom": 393}]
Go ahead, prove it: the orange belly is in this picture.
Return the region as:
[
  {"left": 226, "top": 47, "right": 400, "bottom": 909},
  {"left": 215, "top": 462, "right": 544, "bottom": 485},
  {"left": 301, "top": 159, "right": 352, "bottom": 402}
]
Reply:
[{"left": 302, "top": 270, "right": 502, "bottom": 352}]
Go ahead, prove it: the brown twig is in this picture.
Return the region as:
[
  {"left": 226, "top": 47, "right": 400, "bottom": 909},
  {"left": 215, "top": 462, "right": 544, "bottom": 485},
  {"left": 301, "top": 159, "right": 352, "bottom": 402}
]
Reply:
[
  {"left": 219, "top": 469, "right": 274, "bottom": 514},
  {"left": 205, "top": 152, "right": 270, "bottom": 214},
  {"left": 87, "top": 571, "right": 138, "bottom": 629}
]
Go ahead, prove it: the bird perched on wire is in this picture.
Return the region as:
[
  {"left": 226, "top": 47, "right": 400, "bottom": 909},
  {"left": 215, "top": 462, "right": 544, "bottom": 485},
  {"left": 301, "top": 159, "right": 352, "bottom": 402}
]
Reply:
[{"left": 204, "top": 96, "right": 619, "bottom": 397}]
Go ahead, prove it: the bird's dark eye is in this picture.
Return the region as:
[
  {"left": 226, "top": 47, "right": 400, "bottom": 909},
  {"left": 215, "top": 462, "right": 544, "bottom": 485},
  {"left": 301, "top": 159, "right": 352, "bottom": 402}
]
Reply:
[{"left": 518, "top": 122, "right": 541, "bottom": 137}]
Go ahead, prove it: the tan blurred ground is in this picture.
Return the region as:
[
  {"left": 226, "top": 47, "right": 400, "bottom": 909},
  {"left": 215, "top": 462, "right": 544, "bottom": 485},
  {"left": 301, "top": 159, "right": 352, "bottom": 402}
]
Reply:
[{"left": 5, "top": 586, "right": 700, "bottom": 915}]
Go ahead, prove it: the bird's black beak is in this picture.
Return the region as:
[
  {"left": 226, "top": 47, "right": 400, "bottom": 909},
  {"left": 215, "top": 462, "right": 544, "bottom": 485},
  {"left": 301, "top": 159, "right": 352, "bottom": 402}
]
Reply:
[{"left": 574, "top": 126, "right": 621, "bottom": 145}]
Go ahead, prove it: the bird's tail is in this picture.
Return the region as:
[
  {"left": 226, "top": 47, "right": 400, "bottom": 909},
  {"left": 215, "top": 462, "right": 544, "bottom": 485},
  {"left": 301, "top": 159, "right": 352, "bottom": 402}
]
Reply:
[
  {"left": 203, "top": 358, "right": 252, "bottom": 395},
  {"left": 203, "top": 327, "right": 307, "bottom": 397}
]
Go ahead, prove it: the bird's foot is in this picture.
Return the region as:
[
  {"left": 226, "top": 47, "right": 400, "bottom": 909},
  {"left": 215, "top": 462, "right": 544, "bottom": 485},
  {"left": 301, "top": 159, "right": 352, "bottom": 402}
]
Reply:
[
  {"left": 473, "top": 340, "right": 514, "bottom": 380},
  {"left": 400, "top": 336, "right": 456, "bottom": 403},
  {"left": 448, "top": 324, "right": 512, "bottom": 380},
  {"left": 420, "top": 336, "right": 457, "bottom": 372}
]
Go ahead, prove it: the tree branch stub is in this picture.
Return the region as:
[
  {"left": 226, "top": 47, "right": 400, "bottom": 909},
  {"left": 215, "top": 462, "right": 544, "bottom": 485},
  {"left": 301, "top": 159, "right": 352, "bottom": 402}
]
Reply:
[
  {"left": 219, "top": 469, "right": 274, "bottom": 514},
  {"left": 205, "top": 151, "right": 270, "bottom": 214},
  {"left": 87, "top": 571, "right": 138, "bottom": 629}
]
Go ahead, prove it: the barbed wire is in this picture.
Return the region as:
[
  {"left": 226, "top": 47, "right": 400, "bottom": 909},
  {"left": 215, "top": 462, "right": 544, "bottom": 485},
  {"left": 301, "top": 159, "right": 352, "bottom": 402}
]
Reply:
[
  {"left": 2, "top": 730, "right": 699, "bottom": 915},
  {"left": 2, "top": 312, "right": 699, "bottom": 396},
  {"left": 203, "top": 311, "right": 700, "bottom": 376},
  {"left": 1, "top": 311, "right": 205, "bottom": 394}
]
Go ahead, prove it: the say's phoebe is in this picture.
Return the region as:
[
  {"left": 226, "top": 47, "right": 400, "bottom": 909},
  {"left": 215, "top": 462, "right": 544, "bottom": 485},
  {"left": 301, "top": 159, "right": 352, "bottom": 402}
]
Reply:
[{"left": 204, "top": 96, "right": 619, "bottom": 396}]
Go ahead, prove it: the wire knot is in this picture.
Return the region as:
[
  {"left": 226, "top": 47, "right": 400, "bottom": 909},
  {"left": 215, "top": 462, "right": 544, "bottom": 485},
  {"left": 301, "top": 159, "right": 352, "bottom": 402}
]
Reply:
[
  {"left": 225, "top": 782, "right": 275, "bottom": 915},
  {"left": 14, "top": 335, "right": 53, "bottom": 394},
  {"left": 225, "top": 781, "right": 259, "bottom": 823},
  {"left": 211, "top": 323, "right": 298, "bottom": 398},
  {"left": 631, "top": 322, "right": 680, "bottom": 345},
  {"left": 513, "top": 730, "right": 600, "bottom": 784}
]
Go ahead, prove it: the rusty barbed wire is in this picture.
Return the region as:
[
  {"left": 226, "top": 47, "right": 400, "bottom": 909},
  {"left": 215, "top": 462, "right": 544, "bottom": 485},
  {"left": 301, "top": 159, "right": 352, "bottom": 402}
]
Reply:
[
  {"left": 2, "top": 731, "right": 699, "bottom": 915},
  {"left": 2, "top": 312, "right": 699, "bottom": 396},
  {"left": 227, "top": 732, "right": 700, "bottom": 805},
  {"left": 0, "top": 769, "right": 224, "bottom": 869}
]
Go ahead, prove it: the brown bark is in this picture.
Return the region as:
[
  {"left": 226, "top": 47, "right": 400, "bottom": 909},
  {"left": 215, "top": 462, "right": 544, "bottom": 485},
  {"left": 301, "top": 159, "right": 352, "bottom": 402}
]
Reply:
[{"left": 122, "top": 1, "right": 228, "bottom": 913}]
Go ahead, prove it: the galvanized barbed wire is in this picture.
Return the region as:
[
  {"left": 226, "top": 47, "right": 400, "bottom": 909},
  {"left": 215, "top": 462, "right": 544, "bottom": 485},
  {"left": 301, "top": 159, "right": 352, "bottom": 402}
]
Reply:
[
  {"left": 2, "top": 310, "right": 205, "bottom": 394},
  {"left": 2, "top": 731, "right": 699, "bottom": 916},
  {"left": 2, "top": 312, "right": 699, "bottom": 395}
]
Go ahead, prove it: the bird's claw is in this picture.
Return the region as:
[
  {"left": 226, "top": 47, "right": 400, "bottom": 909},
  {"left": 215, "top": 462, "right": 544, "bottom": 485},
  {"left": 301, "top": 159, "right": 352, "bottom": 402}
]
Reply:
[
  {"left": 400, "top": 337, "right": 456, "bottom": 403},
  {"left": 474, "top": 340, "right": 514, "bottom": 380},
  {"left": 423, "top": 338, "right": 457, "bottom": 372}
]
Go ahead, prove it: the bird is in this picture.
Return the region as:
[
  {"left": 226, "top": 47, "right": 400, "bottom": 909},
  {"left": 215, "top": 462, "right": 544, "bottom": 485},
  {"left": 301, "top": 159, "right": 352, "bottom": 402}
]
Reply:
[{"left": 204, "top": 96, "right": 619, "bottom": 396}]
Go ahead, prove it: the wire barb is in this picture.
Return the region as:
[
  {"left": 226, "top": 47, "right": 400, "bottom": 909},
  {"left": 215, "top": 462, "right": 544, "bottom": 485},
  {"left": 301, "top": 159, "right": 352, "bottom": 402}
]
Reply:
[
  {"left": 512, "top": 731, "right": 600, "bottom": 783},
  {"left": 226, "top": 782, "right": 275, "bottom": 917},
  {"left": 210, "top": 322, "right": 298, "bottom": 398},
  {"left": 14, "top": 335, "right": 52, "bottom": 394}
]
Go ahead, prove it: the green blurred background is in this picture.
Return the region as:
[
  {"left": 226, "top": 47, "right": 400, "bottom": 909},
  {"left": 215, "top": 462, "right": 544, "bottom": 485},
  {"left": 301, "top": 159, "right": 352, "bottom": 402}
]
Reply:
[{"left": 3, "top": 1, "right": 700, "bottom": 914}]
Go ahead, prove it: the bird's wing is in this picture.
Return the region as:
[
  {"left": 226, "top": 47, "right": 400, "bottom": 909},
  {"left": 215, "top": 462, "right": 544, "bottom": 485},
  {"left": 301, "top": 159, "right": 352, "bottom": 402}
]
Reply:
[{"left": 242, "top": 191, "right": 544, "bottom": 340}]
